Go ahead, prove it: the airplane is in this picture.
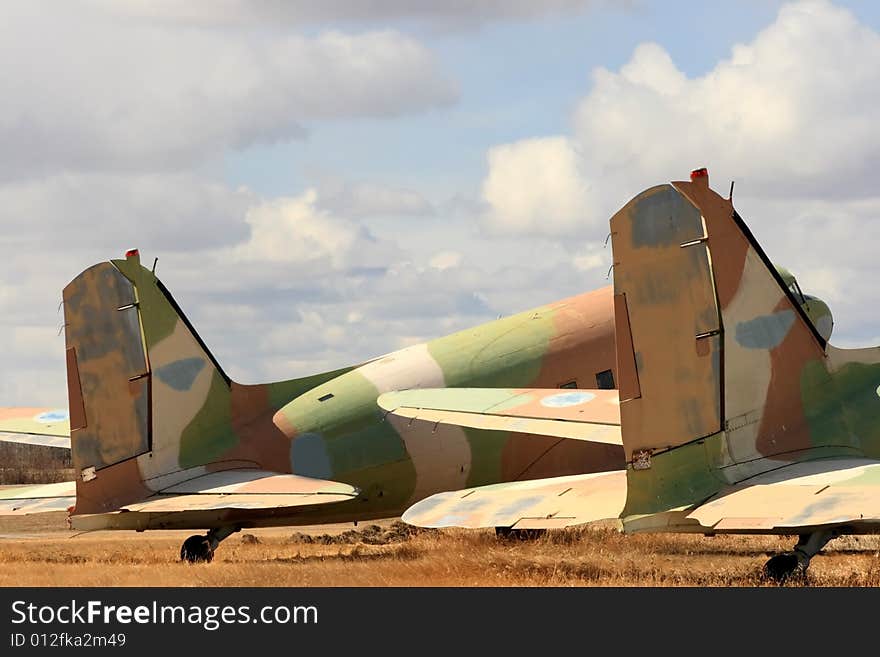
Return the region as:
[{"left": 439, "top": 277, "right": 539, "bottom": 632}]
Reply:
[
  {"left": 0, "top": 169, "right": 838, "bottom": 573},
  {"left": 0, "top": 407, "right": 71, "bottom": 450},
  {"left": 0, "top": 408, "right": 72, "bottom": 484},
  {"left": 0, "top": 248, "right": 626, "bottom": 562},
  {"left": 378, "top": 168, "right": 876, "bottom": 582}
]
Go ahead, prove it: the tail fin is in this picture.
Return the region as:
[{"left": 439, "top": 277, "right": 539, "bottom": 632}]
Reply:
[
  {"left": 64, "top": 250, "right": 358, "bottom": 516},
  {"left": 611, "top": 172, "right": 858, "bottom": 525},
  {"left": 63, "top": 250, "right": 235, "bottom": 512}
]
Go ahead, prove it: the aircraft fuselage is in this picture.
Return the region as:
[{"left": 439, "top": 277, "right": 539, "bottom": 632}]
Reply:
[{"left": 262, "top": 284, "right": 621, "bottom": 524}]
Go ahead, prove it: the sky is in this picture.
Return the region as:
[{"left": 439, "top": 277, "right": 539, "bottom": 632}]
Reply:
[{"left": 3, "top": 0, "right": 880, "bottom": 406}]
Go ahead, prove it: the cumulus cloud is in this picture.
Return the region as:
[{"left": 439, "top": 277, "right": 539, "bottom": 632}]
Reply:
[
  {"left": 483, "top": 1, "right": 880, "bottom": 237},
  {"left": 316, "top": 180, "right": 434, "bottom": 218},
  {"left": 481, "top": 136, "right": 597, "bottom": 236},
  {"left": 231, "top": 189, "right": 400, "bottom": 271},
  {"left": 477, "top": 1, "right": 880, "bottom": 343},
  {"left": 0, "top": 3, "right": 457, "bottom": 181},
  {"left": 573, "top": 0, "right": 880, "bottom": 201}
]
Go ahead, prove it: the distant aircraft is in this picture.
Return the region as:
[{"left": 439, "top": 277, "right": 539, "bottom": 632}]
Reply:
[
  {"left": 0, "top": 250, "right": 624, "bottom": 562},
  {"left": 381, "top": 169, "right": 876, "bottom": 581},
  {"left": 0, "top": 408, "right": 70, "bottom": 449}
]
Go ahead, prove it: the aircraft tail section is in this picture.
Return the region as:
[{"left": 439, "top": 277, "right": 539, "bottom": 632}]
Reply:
[
  {"left": 611, "top": 172, "right": 855, "bottom": 527},
  {"left": 62, "top": 250, "right": 356, "bottom": 519}
]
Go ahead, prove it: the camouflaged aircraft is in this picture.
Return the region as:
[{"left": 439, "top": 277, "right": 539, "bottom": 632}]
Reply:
[
  {"left": 380, "top": 168, "right": 874, "bottom": 581},
  {"left": 0, "top": 407, "right": 71, "bottom": 450},
  {"left": 0, "top": 169, "right": 839, "bottom": 574},
  {"left": 0, "top": 249, "right": 627, "bottom": 562}
]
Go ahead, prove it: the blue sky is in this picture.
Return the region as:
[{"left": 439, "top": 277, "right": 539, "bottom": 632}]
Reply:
[
  {"left": 3, "top": 1, "right": 880, "bottom": 405},
  {"left": 226, "top": 1, "right": 880, "bottom": 197}
]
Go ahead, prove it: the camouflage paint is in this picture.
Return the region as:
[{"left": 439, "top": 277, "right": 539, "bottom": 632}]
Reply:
[
  {"left": 612, "top": 175, "right": 880, "bottom": 535},
  {"left": 49, "top": 249, "right": 620, "bottom": 530}
]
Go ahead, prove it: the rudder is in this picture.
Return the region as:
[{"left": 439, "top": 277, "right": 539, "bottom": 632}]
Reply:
[
  {"left": 64, "top": 250, "right": 232, "bottom": 509},
  {"left": 611, "top": 172, "right": 850, "bottom": 526}
]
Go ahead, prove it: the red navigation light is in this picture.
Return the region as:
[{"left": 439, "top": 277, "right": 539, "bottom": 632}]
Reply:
[
  {"left": 690, "top": 168, "right": 708, "bottom": 181},
  {"left": 125, "top": 248, "right": 139, "bottom": 258}
]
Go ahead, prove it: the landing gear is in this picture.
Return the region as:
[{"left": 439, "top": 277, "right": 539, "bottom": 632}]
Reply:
[
  {"left": 763, "top": 530, "right": 835, "bottom": 582},
  {"left": 495, "top": 526, "right": 546, "bottom": 541},
  {"left": 180, "top": 535, "right": 213, "bottom": 563},
  {"left": 180, "top": 526, "right": 240, "bottom": 563}
]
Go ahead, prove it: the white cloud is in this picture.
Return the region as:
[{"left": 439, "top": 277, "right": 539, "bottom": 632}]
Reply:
[
  {"left": 482, "top": 1, "right": 880, "bottom": 237},
  {"left": 429, "top": 251, "right": 462, "bottom": 270},
  {"left": 573, "top": 0, "right": 880, "bottom": 201},
  {"left": 475, "top": 1, "right": 880, "bottom": 346},
  {"left": 91, "top": 1, "right": 606, "bottom": 29},
  {"left": 481, "top": 136, "right": 597, "bottom": 236},
  {"left": 231, "top": 189, "right": 400, "bottom": 270},
  {"left": 316, "top": 180, "right": 434, "bottom": 218},
  {"left": 0, "top": 3, "right": 457, "bottom": 180},
  {"left": 0, "top": 173, "right": 253, "bottom": 251},
  {"left": 572, "top": 244, "right": 609, "bottom": 273}
]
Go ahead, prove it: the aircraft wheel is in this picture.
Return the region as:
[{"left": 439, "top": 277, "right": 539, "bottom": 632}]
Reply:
[
  {"left": 495, "top": 527, "right": 546, "bottom": 541},
  {"left": 180, "top": 534, "right": 214, "bottom": 563},
  {"left": 763, "top": 551, "right": 806, "bottom": 583}
]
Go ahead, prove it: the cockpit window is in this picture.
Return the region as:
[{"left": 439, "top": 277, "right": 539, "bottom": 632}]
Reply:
[{"left": 787, "top": 280, "right": 806, "bottom": 304}]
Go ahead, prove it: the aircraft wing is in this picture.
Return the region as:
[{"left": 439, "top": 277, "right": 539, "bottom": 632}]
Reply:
[
  {"left": 402, "top": 470, "right": 626, "bottom": 529},
  {"left": 0, "top": 481, "right": 77, "bottom": 515},
  {"left": 0, "top": 407, "right": 71, "bottom": 449},
  {"left": 378, "top": 388, "right": 621, "bottom": 445},
  {"left": 0, "top": 470, "right": 360, "bottom": 526},
  {"left": 685, "top": 458, "right": 880, "bottom": 533}
]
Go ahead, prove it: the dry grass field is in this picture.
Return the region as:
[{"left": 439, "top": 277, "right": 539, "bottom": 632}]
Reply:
[{"left": 0, "top": 512, "right": 878, "bottom": 586}]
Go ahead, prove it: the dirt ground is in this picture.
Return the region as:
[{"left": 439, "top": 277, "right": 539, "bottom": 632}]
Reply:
[{"left": 0, "top": 512, "right": 878, "bottom": 586}]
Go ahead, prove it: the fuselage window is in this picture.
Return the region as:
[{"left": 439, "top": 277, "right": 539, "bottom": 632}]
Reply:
[
  {"left": 559, "top": 380, "right": 578, "bottom": 389},
  {"left": 595, "top": 370, "right": 615, "bottom": 390}
]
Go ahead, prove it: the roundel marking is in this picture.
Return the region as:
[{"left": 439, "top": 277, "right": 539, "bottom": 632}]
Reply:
[
  {"left": 539, "top": 392, "right": 596, "bottom": 408},
  {"left": 34, "top": 409, "right": 69, "bottom": 423}
]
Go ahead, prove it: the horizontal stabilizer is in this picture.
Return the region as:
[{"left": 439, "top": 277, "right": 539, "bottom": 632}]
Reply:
[
  {"left": 378, "top": 388, "right": 621, "bottom": 445},
  {"left": 69, "top": 470, "right": 359, "bottom": 531},
  {"left": 0, "top": 481, "right": 76, "bottom": 515},
  {"left": 125, "top": 470, "right": 357, "bottom": 513},
  {"left": 685, "top": 458, "right": 880, "bottom": 533},
  {"left": 401, "top": 470, "right": 625, "bottom": 530}
]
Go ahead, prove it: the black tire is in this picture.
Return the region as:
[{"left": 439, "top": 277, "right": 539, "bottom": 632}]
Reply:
[
  {"left": 180, "top": 534, "right": 214, "bottom": 563},
  {"left": 763, "top": 552, "right": 805, "bottom": 583}
]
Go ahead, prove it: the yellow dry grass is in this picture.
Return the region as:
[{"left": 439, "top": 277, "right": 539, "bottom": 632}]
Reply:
[{"left": 0, "top": 513, "right": 878, "bottom": 587}]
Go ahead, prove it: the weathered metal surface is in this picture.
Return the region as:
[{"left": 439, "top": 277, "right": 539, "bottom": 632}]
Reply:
[
  {"left": 157, "top": 469, "right": 357, "bottom": 496},
  {"left": 611, "top": 175, "right": 880, "bottom": 536},
  {"left": 611, "top": 184, "right": 722, "bottom": 462},
  {"left": 401, "top": 470, "right": 625, "bottom": 529},
  {"left": 378, "top": 388, "right": 621, "bottom": 444},
  {"left": 63, "top": 262, "right": 150, "bottom": 472},
  {"left": 687, "top": 458, "right": 880, "bottom": 532}
]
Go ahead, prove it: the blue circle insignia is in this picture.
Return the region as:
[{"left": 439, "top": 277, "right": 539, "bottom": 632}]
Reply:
[
  {"left": 539, "top": 392, "right": 596, "bottom": 408},
  {"left": 34, "top": 409, "right": 68, "bottom": 423}
]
